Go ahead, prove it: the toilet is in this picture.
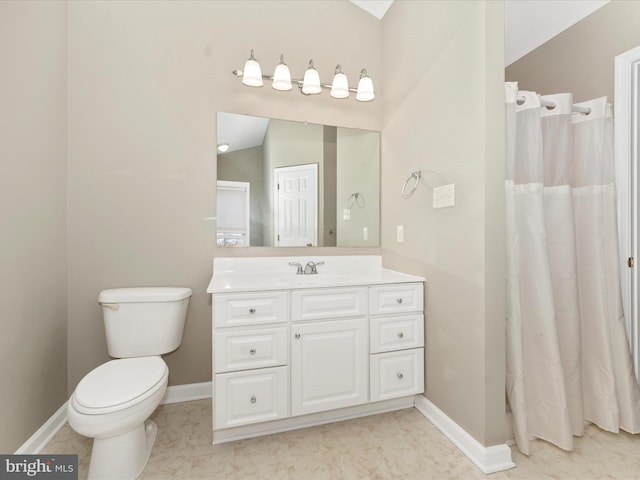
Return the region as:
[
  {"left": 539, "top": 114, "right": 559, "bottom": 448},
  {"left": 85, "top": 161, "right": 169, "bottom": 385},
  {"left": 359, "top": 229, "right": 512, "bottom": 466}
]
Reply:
[{"left": 67, "top": 287, "right": 192, "bottom": 480}]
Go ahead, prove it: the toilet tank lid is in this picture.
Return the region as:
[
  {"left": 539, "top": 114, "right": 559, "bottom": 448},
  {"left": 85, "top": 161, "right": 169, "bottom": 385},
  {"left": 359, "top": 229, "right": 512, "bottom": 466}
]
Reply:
[{"left": 99, "top": 287, "right": 192, "bottom": 303}]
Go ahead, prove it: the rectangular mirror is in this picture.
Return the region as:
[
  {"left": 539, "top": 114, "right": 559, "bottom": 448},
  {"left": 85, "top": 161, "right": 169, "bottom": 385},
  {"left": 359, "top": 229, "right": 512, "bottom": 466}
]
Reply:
[{"left": 216, "top": 112, "right": 380, "bottom": 247}]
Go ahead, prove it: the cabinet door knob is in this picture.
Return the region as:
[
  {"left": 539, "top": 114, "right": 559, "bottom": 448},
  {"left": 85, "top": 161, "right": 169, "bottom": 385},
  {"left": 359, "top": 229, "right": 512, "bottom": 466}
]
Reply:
[
  {"left": 396, "top": 297, "right": 403, "bottom": 304},
  {"left": 249, "top": 348, "right": 256, "bottom": 355},
  {"left": 397, "top": 373, "right": 404, "bottom": 380},
  {"left": 294, "top": 333, "right": 301, "bottom": 339},
  {"left": 249, "top": 308, "right": 256, "bottom": 314},
  {"left": 250, "top": 395, "right": 257, "bottom": 403},
  {"left": 397, "top": 332, "right": 404, "bottom": 339}
]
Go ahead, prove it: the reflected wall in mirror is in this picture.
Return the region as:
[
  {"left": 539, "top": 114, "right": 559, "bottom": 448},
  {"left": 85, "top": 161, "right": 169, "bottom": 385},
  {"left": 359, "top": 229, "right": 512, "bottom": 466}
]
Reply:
[{"left": 216, "top": 112, "right": 380, "bottom": 247}]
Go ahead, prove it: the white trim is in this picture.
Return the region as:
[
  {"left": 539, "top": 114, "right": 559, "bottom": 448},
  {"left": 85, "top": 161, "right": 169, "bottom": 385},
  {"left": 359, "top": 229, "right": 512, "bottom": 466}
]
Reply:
[
  {"left": 615, "top": 44, "right": 640, "bottom": 382},
  {"left": 161, "top": 381, "right": 212, "bottom": 405},
  {"left": 15, "top": 402, "right": 69, "bottom": 454},
  {"left": 414, "top": 395, "right": 515, "bottom": 474}
]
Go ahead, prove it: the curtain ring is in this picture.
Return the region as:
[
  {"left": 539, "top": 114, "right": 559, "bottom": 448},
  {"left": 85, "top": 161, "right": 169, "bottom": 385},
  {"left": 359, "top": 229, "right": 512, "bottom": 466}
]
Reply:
[{"left": 402, "top": 171, "right": 421, "bottom": 199}]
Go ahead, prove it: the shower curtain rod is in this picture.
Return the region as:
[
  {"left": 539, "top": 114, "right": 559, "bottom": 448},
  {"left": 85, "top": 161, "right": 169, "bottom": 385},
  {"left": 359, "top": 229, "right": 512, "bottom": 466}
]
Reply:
[
  {"left": 517, "top": 94, "right": 591, "bottom": 114},
  {"left": 541, "top": 98, "right": 591, "bottom": 114}
]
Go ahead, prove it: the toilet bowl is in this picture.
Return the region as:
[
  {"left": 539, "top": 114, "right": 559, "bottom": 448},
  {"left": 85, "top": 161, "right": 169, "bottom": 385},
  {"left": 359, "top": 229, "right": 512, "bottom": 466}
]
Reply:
[
  {"left": 67, "top": 357, "right": 169, "bottom": 480},
  {"left": 66, "top": 286, "right": 191, "bottom": 480}
]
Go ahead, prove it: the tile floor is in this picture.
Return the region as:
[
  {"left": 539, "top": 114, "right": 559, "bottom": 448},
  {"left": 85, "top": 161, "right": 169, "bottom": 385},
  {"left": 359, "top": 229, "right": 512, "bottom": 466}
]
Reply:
[{"left": 43, "top": 400, "right": 640, "bottom": 479}]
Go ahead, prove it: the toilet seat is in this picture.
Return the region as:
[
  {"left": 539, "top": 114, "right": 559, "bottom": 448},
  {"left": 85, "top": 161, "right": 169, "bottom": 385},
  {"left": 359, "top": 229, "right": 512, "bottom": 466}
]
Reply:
[{"left": 72, "top": 357, "right": 168, "bottom": 415}]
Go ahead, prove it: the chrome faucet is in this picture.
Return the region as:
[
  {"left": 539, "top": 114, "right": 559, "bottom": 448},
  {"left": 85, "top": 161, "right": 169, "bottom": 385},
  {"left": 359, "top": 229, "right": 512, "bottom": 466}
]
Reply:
[
  {"left": 289, "top": 262, "right": 303, "bottom": 275},
  {"left": 304, "top": 261, "right": 324, "bottom": 275}
]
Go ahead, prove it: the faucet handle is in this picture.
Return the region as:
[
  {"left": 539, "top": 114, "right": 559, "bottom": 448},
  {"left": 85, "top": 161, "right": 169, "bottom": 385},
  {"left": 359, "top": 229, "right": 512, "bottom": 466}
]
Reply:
[
  {"left": 304, "top": 260, "right": 324, "bottom": 274},
  {"left": 289, "top": 262, "right": 303, "bottom": 275}
]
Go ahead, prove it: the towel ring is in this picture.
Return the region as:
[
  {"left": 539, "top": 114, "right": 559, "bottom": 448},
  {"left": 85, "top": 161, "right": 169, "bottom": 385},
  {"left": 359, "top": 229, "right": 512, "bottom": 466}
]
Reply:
[
  {"left": 402, "top": 171, "right": 421, "bottom": 199},
  {"left": 346, "top": 193, "right": 365, "bottom": 209}
]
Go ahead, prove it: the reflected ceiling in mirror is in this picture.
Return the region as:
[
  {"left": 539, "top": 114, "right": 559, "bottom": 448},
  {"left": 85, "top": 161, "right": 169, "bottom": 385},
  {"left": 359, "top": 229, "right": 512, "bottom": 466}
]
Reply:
[{"left": 216, "top": 112, "right": 380, "bottom": 248}]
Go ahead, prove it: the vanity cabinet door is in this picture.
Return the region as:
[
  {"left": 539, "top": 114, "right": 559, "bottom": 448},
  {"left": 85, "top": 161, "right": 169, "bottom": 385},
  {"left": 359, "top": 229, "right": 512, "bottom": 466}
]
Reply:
[
  {"left": 214, "top": 291, "right": 288, "bottom": 327},
  {"left": 214, "top": 366, "right": 288, "bottom": 429},
  {"left": 369, "top": 284, "right": 423, "bottom": 315},
  {"left": 291, "top": 287, "right": 367, "bottom": 322},
  {"left": 291, "top": 318, "right": 368, "bottom": 416},
  {"left": 370, "top": 314, "right": 424, "bottom": 354},
  {"left": 370, "top": 348, "right": 424, "bottom": 402},
  {"left": 214, "top": 327, "right": 288, "bottom": 373}
]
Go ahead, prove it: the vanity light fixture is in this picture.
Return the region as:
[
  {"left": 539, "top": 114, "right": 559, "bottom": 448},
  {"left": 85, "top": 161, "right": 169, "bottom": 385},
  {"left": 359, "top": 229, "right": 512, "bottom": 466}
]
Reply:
[{"left": 232, "top": 49, "right": 375, "bottom": 102}]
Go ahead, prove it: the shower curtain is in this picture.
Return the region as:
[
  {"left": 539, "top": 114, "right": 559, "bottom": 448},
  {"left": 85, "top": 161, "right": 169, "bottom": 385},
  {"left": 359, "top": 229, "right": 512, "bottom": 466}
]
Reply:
[{"left": 505, "top": 82, "right": 640, "bottom": 455}]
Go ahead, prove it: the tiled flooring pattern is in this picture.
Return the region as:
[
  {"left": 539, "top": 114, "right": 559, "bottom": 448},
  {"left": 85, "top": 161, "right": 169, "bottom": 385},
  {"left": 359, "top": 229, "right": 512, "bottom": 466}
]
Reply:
[{"left": 44, "top": 399, "right": 640, "bottom": 479}]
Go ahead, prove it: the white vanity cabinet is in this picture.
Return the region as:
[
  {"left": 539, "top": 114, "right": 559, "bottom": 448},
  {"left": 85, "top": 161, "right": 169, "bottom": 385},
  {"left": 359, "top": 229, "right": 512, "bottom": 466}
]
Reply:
[{"left": 208, "top": 256, "right": 425, "bottom": 444}]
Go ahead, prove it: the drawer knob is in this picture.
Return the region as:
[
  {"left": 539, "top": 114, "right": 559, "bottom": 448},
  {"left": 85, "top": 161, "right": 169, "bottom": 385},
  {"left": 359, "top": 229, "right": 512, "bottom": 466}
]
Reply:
[
  {"left": 250, "top": 395, "right": 257, "bottom": 404},
  {"left": 294, "top": 333, "right": 301, "bottom": 339},
  {"left": 249, "top": 308, "right": 256, "bottom": 314},
  {"left": 397, "top": 373, "right": 404, "bottom": 380},
  {"left": 396, "top": 297, "right": 403, "bottom": 304},
  {"left": 397, "top": 332, "right": 404, "bottom": 339},
  {"left": 249, "top": 348, "right": 256, "bottom": 355}
]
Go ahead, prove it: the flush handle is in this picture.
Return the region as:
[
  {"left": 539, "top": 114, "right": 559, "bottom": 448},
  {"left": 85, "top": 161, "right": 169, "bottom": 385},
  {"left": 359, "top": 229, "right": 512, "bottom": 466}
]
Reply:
[{"left": 101, "top": 303, "right": 119, "bottom": 311}]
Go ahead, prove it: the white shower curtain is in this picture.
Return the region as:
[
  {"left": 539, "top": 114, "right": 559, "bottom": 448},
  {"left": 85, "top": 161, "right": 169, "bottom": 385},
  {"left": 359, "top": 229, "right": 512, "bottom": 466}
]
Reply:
[{"left": 505, "top": 82, "right": 640, "bottom": 455}]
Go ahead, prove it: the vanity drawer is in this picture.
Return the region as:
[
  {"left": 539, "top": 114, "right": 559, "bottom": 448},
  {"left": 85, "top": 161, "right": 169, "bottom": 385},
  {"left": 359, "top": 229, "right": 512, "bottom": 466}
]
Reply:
[
  {"left": 370, "top": 348, "right": 424, "bottom": 402},
  {"left": 214, "top": 366, "right": 288, "bottom": 429},
  {"left": 369, "top": 284, "right": 423, "bottom": 315},
  {"left": 370, "top": 314, "right": 424, "bottom": 354},
  {"left": 291, "top": 287, "right": 367, "bottom": 321},
  {"left": 214, "top": 291, "right": 288, "bottom": 327},
  {"left": 214, "top": 327, "right": 288, "bottom": 373}
]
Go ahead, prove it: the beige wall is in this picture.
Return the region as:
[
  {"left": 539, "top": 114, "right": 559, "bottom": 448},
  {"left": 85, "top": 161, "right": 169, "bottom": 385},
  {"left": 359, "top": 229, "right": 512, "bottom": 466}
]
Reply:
[
  {"left": 3, "top": 0, "right": 508, "bottom": 452},
  {"left": 381, "top": 0, "right": 507, "bottom": 446},
  {"left": 337, "top": 129, "right": 380, "bottom": 247},
  {"left": 506, "top": 0, "right": 640, "bottom": 102},
  {"left": 67, "top": 0, "right": 382, "bottom": 391},
  {"left": 0, "top": 1, "right": 68, "bottom": 452}
]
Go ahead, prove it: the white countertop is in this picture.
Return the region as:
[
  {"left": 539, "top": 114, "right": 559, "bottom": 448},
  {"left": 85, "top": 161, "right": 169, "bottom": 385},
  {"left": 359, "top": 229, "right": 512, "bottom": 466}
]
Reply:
[{"left": 207, "top": 256, "right": 424, "bottom": 294}]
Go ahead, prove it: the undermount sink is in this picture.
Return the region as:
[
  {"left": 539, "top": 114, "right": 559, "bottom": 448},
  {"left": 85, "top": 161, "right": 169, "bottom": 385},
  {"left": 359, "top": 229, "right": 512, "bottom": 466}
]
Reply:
[{"left": 278, "top": 274, "right": 349, "bottom": 286}]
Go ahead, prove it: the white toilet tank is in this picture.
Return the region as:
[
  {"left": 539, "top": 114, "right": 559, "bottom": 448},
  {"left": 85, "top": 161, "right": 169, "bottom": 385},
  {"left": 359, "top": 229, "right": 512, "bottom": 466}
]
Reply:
[{"left": 98, "top": 287, "right": 192, "bottom": 358}]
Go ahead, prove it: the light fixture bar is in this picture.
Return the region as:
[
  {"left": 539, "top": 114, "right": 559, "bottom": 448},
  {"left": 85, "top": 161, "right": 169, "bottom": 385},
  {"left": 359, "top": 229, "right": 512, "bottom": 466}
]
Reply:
[
  {"left": 232, "top": 71, "right": 363, "bottom": 94},
  {"left": 232, "top": 70, "right": 358, "bottom": 95},
  {"left": 232, "top": 50, "right": 375, "bottom": 102}
]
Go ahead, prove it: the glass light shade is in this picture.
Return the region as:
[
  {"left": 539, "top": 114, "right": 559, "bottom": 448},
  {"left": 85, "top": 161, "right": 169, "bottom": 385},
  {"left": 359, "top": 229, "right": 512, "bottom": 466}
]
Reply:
[
  {"left": 272, "top": 56, "right": 292, "bottom": 91},
  {"left": 242, "top": 50, "right": 263, "bottom": 87},
  {"left": 302, "top": 60, "right": 321, "bottom": 95},
  {"left": 330, "top": 68, "right": 349, "bottom": 99},
  {"left": 356, "top": 70, "right": 375, "bottom": 102}
]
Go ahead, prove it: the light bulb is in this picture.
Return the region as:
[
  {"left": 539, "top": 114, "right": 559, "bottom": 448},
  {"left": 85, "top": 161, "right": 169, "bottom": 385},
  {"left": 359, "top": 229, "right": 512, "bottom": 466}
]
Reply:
[
  {"left": 242, "top": 49, "right": 263, "bottom": 87},
  {"left": 330, "top": 65, "right": 349, "bottom": 99},
  {"left": 356, "top": 69, "right": 375, "bottom": 102},
  {"left": 302, "top": 59, "right": 321, "bottom": 95},
  {"left": 272, "top": 54, "right": 292, "bottom": 91}
]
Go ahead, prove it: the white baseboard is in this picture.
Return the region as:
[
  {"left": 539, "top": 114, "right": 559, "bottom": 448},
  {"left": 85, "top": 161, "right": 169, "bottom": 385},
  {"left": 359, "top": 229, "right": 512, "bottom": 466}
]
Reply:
[
  {"left": 15, "top": 401, "right": 69, "bottom": 454},
  {"left": 161, "top": 381, "right": 212, "bottom": 405},
  {"left": 414, "top": 395, "right": 515, "bottom": 474},
  {"left": 16, "top": 382, "right": 212, "bottom": 454}
]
